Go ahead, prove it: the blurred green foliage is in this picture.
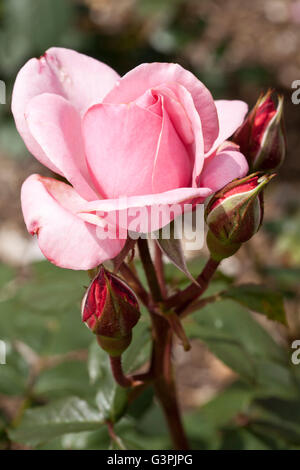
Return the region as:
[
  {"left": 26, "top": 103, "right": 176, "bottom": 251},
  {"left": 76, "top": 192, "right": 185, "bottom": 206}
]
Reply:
[{"left": 0, "top": 259, "right": 299, "bottom": 450}]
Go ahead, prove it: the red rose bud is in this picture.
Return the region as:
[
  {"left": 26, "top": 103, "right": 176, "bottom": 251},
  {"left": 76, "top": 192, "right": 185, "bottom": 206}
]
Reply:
[
  {"left": 233, "top": 90, "right": 286, "bottom": 172},
  {"left": 205, "top": 173, "right": 275, "bottom": 260},
  {"left": 81, "top": 267, "right": 140, "bottom": 356}
]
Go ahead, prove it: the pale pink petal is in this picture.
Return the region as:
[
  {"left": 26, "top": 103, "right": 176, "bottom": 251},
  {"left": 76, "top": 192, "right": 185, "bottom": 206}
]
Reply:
[
  {"left": 42, "top": 47, "right": 120, "bottom": 113},
  {"left": 199, "top": 142, "right": 249, "bottom": 192},
  {"left": 26, "top": 93, "right": 98, "bottom": 201},
  {"left": 79, "top": 186, "right": 212, "bottom": 212},
  {"left": 135, "top": 89, "right": 163, "bottom": 117},
  {"left": 148, "top": 84, "right": 205, "bottom": 186},
  {"left": 83, "top": 103, "right": 162, "bottom": 198},
  {"left": 12, "top": 47, "right": 119, "bottom": 173},
  {"left": 152, "top": 96, "right": 192, "bottom": 193},
  {"left": 103, "top": 63, "right": 218, "bottom": 153},
  {"left": 207, "top": 100, "right": 248, "bottom": 156},
  {"left": 21, "top": 175, "right": 125, "bottom": 270},
  {"left": 78, "top": 186, "right": 213, "bottom": 233},
  {"left": 137, "top": 85, "right": 194, "bottom": 145}
]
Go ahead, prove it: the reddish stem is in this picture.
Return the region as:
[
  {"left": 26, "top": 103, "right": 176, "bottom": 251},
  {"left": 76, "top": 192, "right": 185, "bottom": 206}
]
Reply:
[
  {"left": 150, "top": 313, "right": 189, "bottom": 450},
  {"left": 165, "top": 257, "right": 220, "bottom": 314},
  {"left": 106, "top": 420, "right": 126, "bottom": 449},
  {"left": 109, "top": 356, "right": 134, "bottom": 388},
  {"left": 154, "top": 243, "right": 167, "bottom": 298},
  {"left": 137, "top": 238, "right": 162, "bottom": 302},
  {"left": 136, "top": 238, "right": 189, "bottom": 449}
]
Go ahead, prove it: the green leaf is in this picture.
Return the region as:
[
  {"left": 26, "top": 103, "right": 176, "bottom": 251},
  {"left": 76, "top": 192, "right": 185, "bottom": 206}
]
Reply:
[
  {"left": 250, "top": 397, "right": 300, "bottom": 445},
  {"left": 156, "top": 221, "right": 197, "bottom": 285},
  {"left": 0, "top": 261, "right": 91, "bottom": 354},
  {"left": 9, "top": 397, "right": 104, "bottom": 446},
  {"left": 34, "top": 361, "right": 92, "bottom": 400},
  {"left": 185, "top": 382, "right": 255, "bottom": 437},
  {"left": 219, "top": 427, "right": 280, "bottom": 450},
  {"left": 127, "top": 387, "right": 154, "bottom": 420},
  {"left": 222, "top": 283, "right": 286, "bottom": 324},
  {"left": 59, "top": 415, "right": 170, "bottom": 450},
  {"left": 60, "top": 427, "right": 111, "bottom": 450},
  {"left": 184, "top": 380, "right": 298, "bottom": 450},
  {"left": 130, "top": 403, "right": 171, "bottom": 449},
  {"left": 189, "top": 300, "right": 296, "bottom": 398},
  {"left": 184, "top": 382, "right": 256, "bottom": 449}
]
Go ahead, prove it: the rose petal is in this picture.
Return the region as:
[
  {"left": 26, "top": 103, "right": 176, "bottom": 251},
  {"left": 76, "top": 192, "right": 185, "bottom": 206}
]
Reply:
[
  {"left": 12, "top": 47, "right": 119, "bottom": 173},
  {"left": 79, "top": 185, "right": 212, "bottom": 212},
  {"left": 207, "top": 100, "right": 248, "bottom": 157},
  {"left": 154, "top": 83, "right": 204, "bottom": 185},
  {"left": 103, "top": 62, "right": 218, "bottom": 153},
  {"left": 137, "top": 84, "right": 205, "bottom": 187},
  {"left": 83, "top": 102, "right": 162, "bottom": 198},
  {"left": 152, "top": 96, "right": 192, "bottom": 193},
  {"left": 199, "top": 142, "right": 249, "bottom": 192},
  {"left": 78, "top": 186, "right": 213, "bottom": 233},
  {"left": 26, "top": 93, "right": 98, "bottom": 200},
  {"left": 21, "top": 175, "right": 125, "bottom": 270}
]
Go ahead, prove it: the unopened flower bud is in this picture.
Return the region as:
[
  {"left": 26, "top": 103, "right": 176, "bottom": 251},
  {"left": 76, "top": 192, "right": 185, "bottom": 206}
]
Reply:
[
  {"left": 206, "top": 230, "right": 241, "bottom": 262},
  {"left": 205, "top": 173, "right": 275, "bottom": 260},
  {"left": 81, "top": 267, "right": 140, "bottom": 356},
  {"left": 233, "top": 90, "right": 286, "bottom": 171}
]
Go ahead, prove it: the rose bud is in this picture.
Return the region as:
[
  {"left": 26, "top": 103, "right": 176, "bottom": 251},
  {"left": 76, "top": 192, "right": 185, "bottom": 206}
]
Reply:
[
  {"left": 205, "top": 173, "right": 275, "bottom": 261},
  {"left": 233, "top": 90, "right": 286, "bottom": 172},
  {"left": 82, "top": 267, "right": 140, "bottom": 356}
]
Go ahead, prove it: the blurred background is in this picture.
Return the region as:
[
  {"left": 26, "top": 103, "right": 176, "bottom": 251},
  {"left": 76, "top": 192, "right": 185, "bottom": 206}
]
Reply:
[{"left": 0, "top": 0, "right": 300, "bottom": 450}]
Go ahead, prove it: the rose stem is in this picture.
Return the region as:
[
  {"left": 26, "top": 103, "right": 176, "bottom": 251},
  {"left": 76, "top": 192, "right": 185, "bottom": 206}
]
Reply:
[
  {"left": 106, "top": 420, "right": 126, "bottom": 450},
  {"left": 109, "top": 356, "right": 135, "bottom": 388},
  {"left": 138, "top": 237, "right": 189, "bottom": 449},
  {"left": 164, "top": 257, "right": 220, "bottom": 314},
  {"left": 137, "top": 238, "right": 162, "bottom": 303},
  {"left": 150, "top": 312, "right": 189, "bottom": 450},
  {"left": 154, "top": 242, "right": 167, "bottom": 298}
]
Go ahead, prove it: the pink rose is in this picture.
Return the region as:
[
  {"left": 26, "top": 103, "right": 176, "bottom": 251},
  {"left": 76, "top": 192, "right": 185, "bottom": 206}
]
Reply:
[{"left": 12, "top": 47, "right": 249, "bottom": 270}]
